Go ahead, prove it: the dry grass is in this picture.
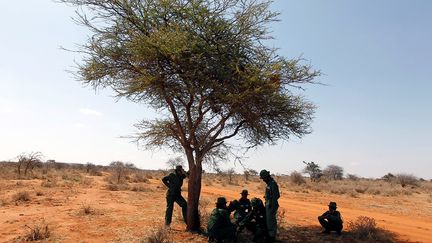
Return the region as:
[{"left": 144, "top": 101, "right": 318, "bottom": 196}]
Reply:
[
  {"left": 13, "top": 191, "right": 31, "bottom": 202},
  {"left": 347, "top": 216, "right": 395, "bottom": 242},
  {"left": 143, "top": 228, "right": 172, "bottom": 243},
  {"left": 22, "top": 221, "right": 51, "bottom": 241}
]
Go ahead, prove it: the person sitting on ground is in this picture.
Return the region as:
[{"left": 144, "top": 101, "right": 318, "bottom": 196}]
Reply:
[
  {"left": 207, "top": 197, "right": 237, "bottom": 243},
  {"left": 318, "top": 201, "right": 343, "bottom": 234},
  {"left": 238, "top": 197, "right": 268, "bottom": 242},
  {"left": 228, "top": 189, "right": 252, "bottom": 225}
]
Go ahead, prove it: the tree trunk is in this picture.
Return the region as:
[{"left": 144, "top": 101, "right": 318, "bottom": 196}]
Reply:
[{"left": 186, "top": 161, "right": 202, "bottom": 232}]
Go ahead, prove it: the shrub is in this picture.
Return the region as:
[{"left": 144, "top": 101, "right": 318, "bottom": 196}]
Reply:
[
  {"left": 23, "top": 222, "right": 50, "bottom": 241},
  {"left": 290, "top": 171, "right": 306, "bottom": 185},
  {"left": 395, "top": 173, "right": 418, "bottom": 187},
  {"left": 81, "top": 203, "right": 94, "bottom": 215},
  {"left": 276, "top": 208, "right": 286, "bottom": 228},
  {"left": 143, "top": 228, "right": 172, "bottom": 243},
  {"left": 347, "top": 174, "right": 359, "bottom": 180},
  {"left": 348, "top": 216, "right": 394, "bottom": 242},
  {"left": 322, "top": 165, "right": 344, "bottom": 180},
  {"left": 13, "top": 191, "right": 31, "bottom": 202}
]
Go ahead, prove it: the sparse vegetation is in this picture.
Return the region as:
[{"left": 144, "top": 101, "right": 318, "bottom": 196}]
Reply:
[
  {"left": 323, "top": 164, "right": 344, "bottom": 180},
  {"left": 13, "top": 191, "right": 31, "bottom": 202},
  {"left": 302, "top": 161, "right": 323, "bottom": 182},
  {"left": 23, "top": 221, "right": 50, "bottom": 241},
  {"left": 395, "top": 173, "right": 418, "bottom": 187},
  {"left": 143, "top": 228, "right": 172, "bottom": 243},
  {"left": 348, "top": 216, "right": 395, "bottom": 242},
  {"left": 290, "top": 171, "right": 306, "bottom": 185}
]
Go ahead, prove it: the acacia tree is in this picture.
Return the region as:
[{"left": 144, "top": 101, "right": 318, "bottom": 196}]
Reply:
[{"left": 61, "top": 0, "right": 319, "bottom": 231}]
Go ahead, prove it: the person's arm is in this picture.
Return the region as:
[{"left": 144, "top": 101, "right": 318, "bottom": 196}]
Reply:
[
  {"left": 319, "top": 211, "right": 329, "bottom": 219},
  {"left": 270, "top": 181, "right": 280, "bottom": 208},
  {"left": 162, "top": 174, "right": 171, "bottom": 188}
]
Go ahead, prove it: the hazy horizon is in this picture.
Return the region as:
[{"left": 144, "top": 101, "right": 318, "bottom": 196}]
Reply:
[{"left": 1, "top": 1, "right": 431, "bottom": 179}]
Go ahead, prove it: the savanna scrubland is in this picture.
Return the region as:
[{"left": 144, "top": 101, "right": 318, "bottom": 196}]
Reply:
[{"left": 1, "top": 161, "right": 431, "bottom": 243}]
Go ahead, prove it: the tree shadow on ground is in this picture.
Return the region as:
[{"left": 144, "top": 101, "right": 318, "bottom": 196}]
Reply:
[{"left": 275, "top": 224, "right": 411, "bottom": 243}]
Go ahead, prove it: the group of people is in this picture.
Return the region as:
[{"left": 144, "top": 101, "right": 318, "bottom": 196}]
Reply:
[{"left": 162, "top": 165, "right": 343, "bottom": 242}]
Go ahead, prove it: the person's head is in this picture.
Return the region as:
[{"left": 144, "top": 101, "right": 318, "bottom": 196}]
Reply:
[
  {"left": 216, "top": 197, "right": 227, "bottom": 209},
  {"left": 328, "top": 202, "right": 337, "bottom": 212},
  {"left": 240, "top": 189, "right": 248, "bottom": 199},
  {"left": 259, "top": 169, "right": 271, "bottom": 182},
  {"left": 250, "top": 197, "right": 263, "bottom": 210},
  {"left": 175, "top": 165, "right": 184, "bottom": 175}
]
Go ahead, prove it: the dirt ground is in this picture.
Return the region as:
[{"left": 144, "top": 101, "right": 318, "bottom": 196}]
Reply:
[{"left": 0, "top": 173, "right": 431, "bottom": 242}]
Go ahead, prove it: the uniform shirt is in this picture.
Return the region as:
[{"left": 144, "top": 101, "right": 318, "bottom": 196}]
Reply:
[
  {"left": 162, "top": 172, "right": 186, "bottom": 195},
  {"left": 264, "top": 179, "right": 280, "bottom": 209},
  {"left": 321, "top": 210, "right": 343, "bottom": 225},
  {"left": 207, "top": 208, "right": 232, "bottom": 232},
  {"left": 234, "top": 198, "right": 251, "bottom": 220}
]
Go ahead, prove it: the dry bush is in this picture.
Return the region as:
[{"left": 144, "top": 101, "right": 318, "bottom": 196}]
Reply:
[
  {"left": 130, "top": 172, "right": 151, "bottom": 183},
  {"left": 347, "top": 174, "right": 359, "bottom": 180},
  {"left": 277, "top": 208, "right": 286, "bottom": 228},
  {"left": 199, "top": 198, "right": 212, "bottom": 228},
  {"left": 23, "top": 221, "right": 50, "bottom": 241},
  {"left": 41, "top": 179, "right": 57, "bottom": 188},
  {"left": 143, "top": 228, "right": 172, "bottom": 243},
  {"left": 106, "top": 182, "right": 129, "bottom": 191},
  {"left": 395, "top": 173, "right": 418, "bottom": 187},
  {"left": 347, "top": 216, "right": 394, "bottom": 242},
  {"left": 13, "top": 191, "right": 31, "bottom": 202},
  {"left": 290, "top": 171, "right": 306, "bottom": 185},
  {"left": 35, "top": 191, "right": 44, "bottom": 196},
  {"left": 355, "top": 186, "right": 368, "bottom": 194},
  {"left": 130, "top": 184, "right": 152, "bottom": 192},
  {"left": 81, "top": 202, "right": 95, "bottom": 215}
]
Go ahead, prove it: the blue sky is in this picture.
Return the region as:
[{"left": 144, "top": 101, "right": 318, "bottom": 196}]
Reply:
[{"left": 1, "top": 1, "right": 431, "bottom": 178}]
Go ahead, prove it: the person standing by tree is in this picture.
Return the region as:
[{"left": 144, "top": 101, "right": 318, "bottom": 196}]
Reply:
[
  {"left": 162, "top": 165, "right": 188, "bottom": 227},
  {"left": 259, "top": 169, "right": 280, "bottom": 242}
]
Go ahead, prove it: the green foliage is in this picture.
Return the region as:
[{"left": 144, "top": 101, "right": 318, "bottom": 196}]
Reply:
[
  {"left": 302, "top": 161, "right": 322, "bottom": 181},
  {"left": 61, "top": 0, "right": 319, "bottom": 165}
]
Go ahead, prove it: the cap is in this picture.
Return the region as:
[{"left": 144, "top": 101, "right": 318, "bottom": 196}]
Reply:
[
  {"left": 216, "top": 197, "right": 227, "bottom": 205},
  {"left": 241, "top": 189, "right": 248, "bottom": 195},
  {"left": 328, "top": 202, "right": 337, "bottom": 209},
  {"left": 259, "top": 169, "right": 270, "bottom": 179}
]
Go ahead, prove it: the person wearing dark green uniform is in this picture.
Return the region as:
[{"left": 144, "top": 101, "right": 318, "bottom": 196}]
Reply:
[
  {"left": 318, "top": 201, "right": 343, "bottom": 234},
  {"left": 238, "top": 197, "right": 268, "bottom": 241},
  {"left": 259, "top": 169, "right": 280, "bottom": 242},
  {"left": 207, "top": 197, "right": 237, "bottom": 243},
  {"left": 229, "top": 189, "right": 252, "bottom": 224},
  {"left": 162, "top": 165, "right": 188, "bottom": 227}
]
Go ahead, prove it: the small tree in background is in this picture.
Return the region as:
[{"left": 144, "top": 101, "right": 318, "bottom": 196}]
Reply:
[
  {"left": 395, "top": 173, "right": 418, "bottom": 187},
  {"left": 226, "top": 168, "right": 236, "bottom": 184},
  {"left": 323, "top": 164, "right": 344, "bottom": 180},
  {"left": 165, "top": 156, "right": 185, "bottom": 170},
  {"left": 290, "top": 171, "right": 306, "bottom": 185},
  {"left": 302, "top": 161, "right": 322, "bottom": 182},
  {"left": 109, "top": 161, "right": 130, "bottom": 183},
  {"left": 17, "top": 152, "right": 44, "bottom": 178},
  {"left": 382, "top": 173, "right": 395, "bottom": 182}
]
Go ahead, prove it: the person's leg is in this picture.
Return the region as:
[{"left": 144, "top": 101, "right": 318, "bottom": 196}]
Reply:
[
  {"left": 165, "top": 194, "right": 175, "bottom": 225},
  {"left": 266, "top": 206, "right": 278, "bottom": 242},
  {"left": 318, "top": 217, "right": 330, "bottom": 233},
  {"left": 175, "top": 194, "right": 188, "bottom": 223}
]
